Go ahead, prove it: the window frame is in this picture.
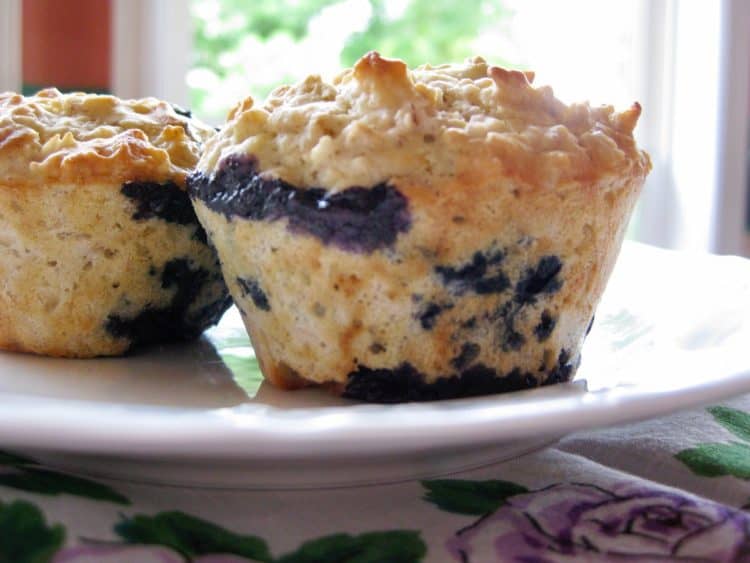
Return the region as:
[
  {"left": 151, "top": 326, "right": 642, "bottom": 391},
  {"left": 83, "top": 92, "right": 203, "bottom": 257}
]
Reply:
[
  {"left": 714, "top": 0, "right": 750, "bottom": 256},
  {"left": 0, "top": 0, "right": 22, "bottom": 93},
  {"left": 111, "top": 0, "right": 190, "bottom": 107}
]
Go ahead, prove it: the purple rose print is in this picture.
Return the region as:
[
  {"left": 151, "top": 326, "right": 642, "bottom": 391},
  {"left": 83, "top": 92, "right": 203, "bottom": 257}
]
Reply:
[{"left": 445, "top": 482, "right": 750, "bottom": 562}]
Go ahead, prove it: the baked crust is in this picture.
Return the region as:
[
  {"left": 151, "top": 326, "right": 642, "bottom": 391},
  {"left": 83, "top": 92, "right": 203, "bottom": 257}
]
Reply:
[
  {"left": 0, "top": 88, "right": 213, "bottom": 188},
  {"left": 199, "top": 52, "right": 650, "bottom": 191}
]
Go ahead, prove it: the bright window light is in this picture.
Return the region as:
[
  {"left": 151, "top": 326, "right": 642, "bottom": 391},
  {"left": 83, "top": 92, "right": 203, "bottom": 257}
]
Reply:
[{"left": 188, "top": 0, "right": 639, "bottom": 122}]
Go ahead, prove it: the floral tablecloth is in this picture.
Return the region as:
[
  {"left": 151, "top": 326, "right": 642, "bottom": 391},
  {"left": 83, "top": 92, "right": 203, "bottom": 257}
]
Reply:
[{"left": 3, "top": 394, "right": 750, "bottom": 562}]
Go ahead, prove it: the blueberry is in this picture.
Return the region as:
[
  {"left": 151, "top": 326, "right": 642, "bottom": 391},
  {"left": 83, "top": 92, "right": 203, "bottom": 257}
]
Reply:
[
  {"left": 343, "top": 344, "right": 577, "bottom": 402},
  {"left": 436, "top": 252, "right": 489, "bottom": 285},
  {"left": 343, "top": 361, "right": 542, "bottom": 403},
  {"left": 236, "top": 277, "right": 271, "bottom": 312},
  {"left": 418, "top": 301, "right": 453, "bottom": 330},
  {"left": 435, "top": 249, "right": 508, "bottom": 296},
  {"left": 450, "top": 342, "right": 481, "bottom": 370},
  {"left": 515, "top": 256, "right": 563, "bottom": 304},
  {"left": 187, "top": 155, "right": 411, "bottom": 254},
  {"left": 105, "top": 258, "right": 231, "bottom": 350},
  {"left": 475, "top": 273, "right": 510, "bottom": 294},
  {"left": 504, "top": 329, "right": 526, "bottom": 351},
  {"left": 502, "top": 368, "right": 537, "bottom": 390},
  {"left": 343, "top": 363, "right": 425, "bottom": 403},
  {"left": 121, "top": 181, "right": 207, "bottom": 243},
  {"left": 542, "top": 349, "right": 575, "bottom": 385},
  {"left": 490, "top": 301, "right": 526, "bottom": 351},
  {"left": 534, "top": 310, "right": 556, "bottom": 342}
]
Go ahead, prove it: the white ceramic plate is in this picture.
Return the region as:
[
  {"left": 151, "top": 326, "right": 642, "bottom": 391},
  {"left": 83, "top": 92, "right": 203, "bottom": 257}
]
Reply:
[{"left": 0, "top": 242, "right": 749, "bottom": 488}]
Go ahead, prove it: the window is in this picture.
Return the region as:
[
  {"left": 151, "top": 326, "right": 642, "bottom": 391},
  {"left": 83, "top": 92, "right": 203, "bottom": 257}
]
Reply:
[
  {"left": 0, "top": 0, "right": 21, "bottom": 93},
  {"left": 187, "top": 0, "right": 640, "bottom": 123}
]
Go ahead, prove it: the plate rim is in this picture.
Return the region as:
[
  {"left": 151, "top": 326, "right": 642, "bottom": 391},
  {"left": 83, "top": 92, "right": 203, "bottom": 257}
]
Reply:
[{"left": 1, "top": 366, "right": 748, "bottom": 460}]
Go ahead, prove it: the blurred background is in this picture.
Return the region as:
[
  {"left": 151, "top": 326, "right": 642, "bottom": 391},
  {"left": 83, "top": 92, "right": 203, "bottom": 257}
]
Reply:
[{"left": 1, "top": 0, "right": 748, "bottom": 257}]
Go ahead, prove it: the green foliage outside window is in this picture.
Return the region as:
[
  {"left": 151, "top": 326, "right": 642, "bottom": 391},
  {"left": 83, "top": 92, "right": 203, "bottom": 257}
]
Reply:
[
  {"left": 190, "top": 0, "right": 512, "bottom": 120},
  {"left": 341, "top": 0, "right": 509, "bottom": 68}
]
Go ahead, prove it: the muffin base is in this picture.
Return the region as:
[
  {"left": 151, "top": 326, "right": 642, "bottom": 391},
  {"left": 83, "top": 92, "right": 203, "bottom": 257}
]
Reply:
[{"left": 339, "top": 350, "right": 576, "bottom": 403}]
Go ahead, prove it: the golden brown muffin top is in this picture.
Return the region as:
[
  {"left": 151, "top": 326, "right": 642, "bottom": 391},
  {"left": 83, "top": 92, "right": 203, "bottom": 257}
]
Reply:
[
  {"left": 200, "top": 52, "right": 650, "bottom": 191},
  {"left": 0, "top": 88, "right": 214, "bottom": 187}
]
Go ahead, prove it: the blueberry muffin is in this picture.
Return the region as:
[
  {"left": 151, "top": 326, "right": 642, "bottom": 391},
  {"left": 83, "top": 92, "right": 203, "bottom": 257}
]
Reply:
[
  {"left": 189, "top": 52, "right": 651, "bottom": 402},
  {"left": 0, "top": 88, "right": 232, "bottom": 357}
]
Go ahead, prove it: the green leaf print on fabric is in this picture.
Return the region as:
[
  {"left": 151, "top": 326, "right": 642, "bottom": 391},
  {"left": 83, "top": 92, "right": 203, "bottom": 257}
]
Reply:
[
  {"left": 276, "top": 531, "right": 426, "bottom": 563},
  {"left": 115, "top": 511, "right": 273, "bottom": 561},
  {"left": 0, "top": 451, "right": 36, "bottom": 467},
  {"left": 676, "top": 442, "right": 750, "bottom": 479},
  {"left": 709, "top": 406, "right": 750, "bottom": 443},
  {"left": 0, "top": 468, "right": 130, "bottom": 505},
  {"left": 0, "top": 451, "right": 129, "bottom": 505},
  {"left": 676, "top": 406, "right": 750, "bottom": 482},
  {"left": 112, "top": 510, "right": 425, "bottom": 562},
  {"left": 0, "top": 499, "right": 64, "bottom": 563},
  {"left": 421, "top": 479, "right": 528, "bottom": 515}
]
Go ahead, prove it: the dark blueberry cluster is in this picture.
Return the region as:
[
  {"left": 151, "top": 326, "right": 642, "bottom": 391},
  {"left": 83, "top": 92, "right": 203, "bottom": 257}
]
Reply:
[
  {"left": 417, "top": 301, "right": 453, "bottom": 330},
  {"left": 514, "top": 256, "right": 563, "bottom": 304},
  {"left": 342, "top": 353, "right": 574, "bottom": 403},
  {"left": 236, "top": 277, "right": 271, "bottom": 312},
  {"left": 501, "top": 256, "right": 563, "bottom": 349},
  {"left": 542, "top": 349, "right": 576, "bottom": 386},
  {"left": 534, "top": 310, "right": 556, "bottom": 342},
  {"left": 188, "top": 154, "right": 412, "bottom": 254},
  {"left": 504, "top": 323, "right": 526, "bottom": 350},
  {"left": 450, "top": 342, "right": 481, "bottom": 370},
  {"left": 432, "top": 251, "right": 565, "bottom": 352},
  {"left": 105, "top": 258, "right": 232, "bottom": 351},
  {"left": 435, "top": 249, "right": 509, "bottom": 295},
  {"left": 121, "top": 181, "right": 208, "bottom": 243},
  {"left": 435, "top": 252, "right": 562, "bottom": 304}
]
